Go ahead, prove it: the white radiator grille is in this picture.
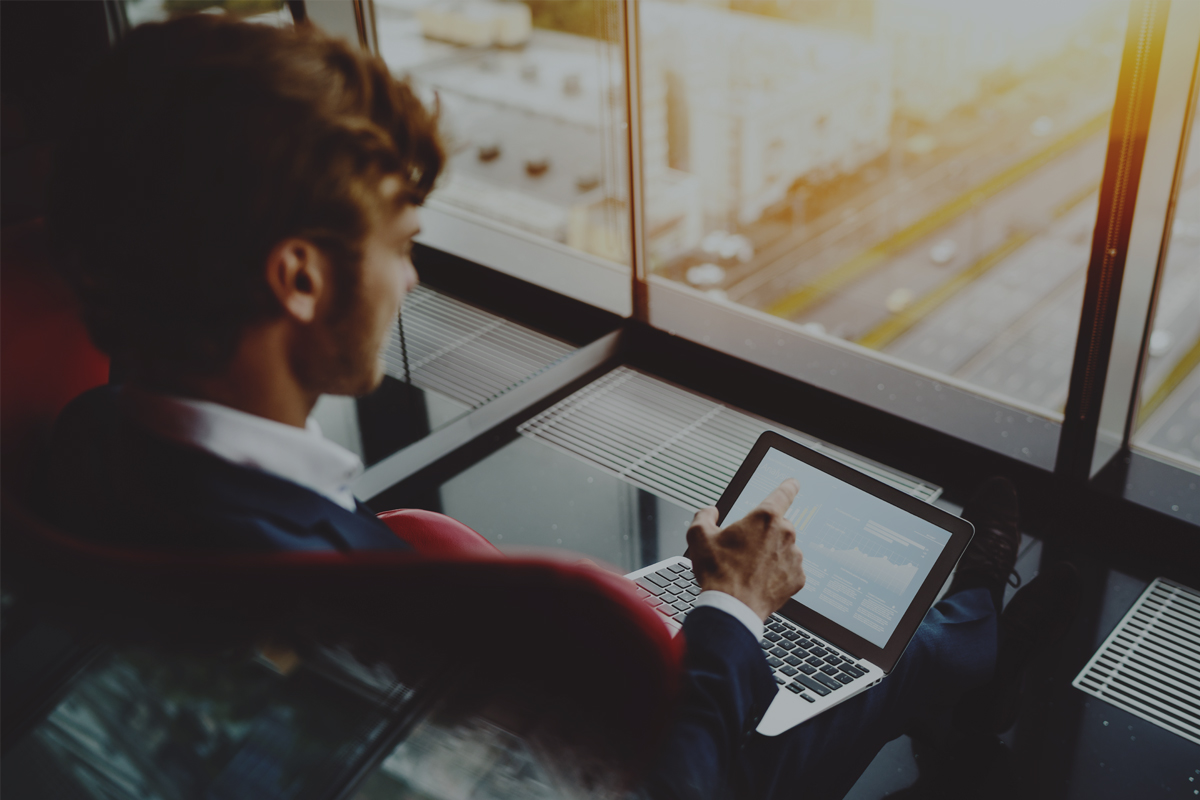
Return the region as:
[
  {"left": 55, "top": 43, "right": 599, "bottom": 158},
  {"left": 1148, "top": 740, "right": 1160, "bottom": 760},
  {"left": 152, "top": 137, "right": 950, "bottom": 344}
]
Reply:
[
  {"left": 518, "top": 366, "right": 941, "bottom": 510},
  {"left": 1073, "top": 577, "right": 1200, "bottom": 745},
  {"left": 382, "top": 286, "right": 573, "bottom": 409}
]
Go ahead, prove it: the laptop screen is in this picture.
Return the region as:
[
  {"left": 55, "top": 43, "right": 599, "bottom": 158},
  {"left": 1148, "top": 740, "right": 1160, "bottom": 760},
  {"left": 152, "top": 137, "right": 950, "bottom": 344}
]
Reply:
[{"left": 722, "top": 447, "right": 954, "bottom": 648}]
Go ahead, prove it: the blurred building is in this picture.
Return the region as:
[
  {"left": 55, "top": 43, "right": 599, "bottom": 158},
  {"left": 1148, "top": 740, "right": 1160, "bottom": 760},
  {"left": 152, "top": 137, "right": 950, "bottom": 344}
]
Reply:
[
  {"left": 876, "top": 0, "right": 1106, "bottom": 123},
  {"left": 382, "top": 2, "right": 703, "bottom": 265},
  {"left": 640, "top": 1, "right": 893, "bottom": 229}
]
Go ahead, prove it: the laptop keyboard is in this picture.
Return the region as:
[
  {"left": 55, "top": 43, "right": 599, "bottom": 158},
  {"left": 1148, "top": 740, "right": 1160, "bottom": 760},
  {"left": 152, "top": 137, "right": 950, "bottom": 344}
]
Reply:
[{"left": 633, "top": 563, "right": 867, "bottom": 704}]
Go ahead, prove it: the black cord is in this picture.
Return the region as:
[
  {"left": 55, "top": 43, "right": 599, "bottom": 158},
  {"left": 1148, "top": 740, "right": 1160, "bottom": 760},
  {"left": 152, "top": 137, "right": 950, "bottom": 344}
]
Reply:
[{"left": 398, "top": 309, "right": 411, "bottom": 384}]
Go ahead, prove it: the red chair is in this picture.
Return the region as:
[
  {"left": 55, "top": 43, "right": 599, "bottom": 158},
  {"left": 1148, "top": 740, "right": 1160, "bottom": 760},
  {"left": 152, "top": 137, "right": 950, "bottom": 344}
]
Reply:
[
  {"left": 0, "top": 219, "right": 684, "bottom": 773},
  {"left": 375, "top": 507, "right": 501, "bottom": 557}
]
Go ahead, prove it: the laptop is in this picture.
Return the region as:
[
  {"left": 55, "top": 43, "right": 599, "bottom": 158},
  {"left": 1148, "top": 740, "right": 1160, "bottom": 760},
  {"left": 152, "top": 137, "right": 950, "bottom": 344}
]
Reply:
[{"left": 626, "top": 431, "right": 974, "bottom": 736}]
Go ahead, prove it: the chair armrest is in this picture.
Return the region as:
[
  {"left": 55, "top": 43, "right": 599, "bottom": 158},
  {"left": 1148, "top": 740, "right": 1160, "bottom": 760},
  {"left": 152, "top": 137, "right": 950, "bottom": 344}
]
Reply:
[{"left": 376, "top": 508, "right": 500, "bottom": 557}]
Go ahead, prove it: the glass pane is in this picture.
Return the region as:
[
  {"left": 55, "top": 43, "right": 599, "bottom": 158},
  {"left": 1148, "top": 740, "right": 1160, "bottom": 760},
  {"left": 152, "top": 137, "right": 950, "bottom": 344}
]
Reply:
[
  {"left": 124, "top": 0, "right": 294, "bottom": 27},
  {"left": 374, "top": 0, "right": 630, "bottom": 266},
  {"left": 1133, "top": 87, "right": 1200, "bottom": 470},
  {"left": 0, "top": 644, "right": 424, "bottom": 799},
  {"left": 642, "top": 0, "right": 1130, "bottom": 417}
]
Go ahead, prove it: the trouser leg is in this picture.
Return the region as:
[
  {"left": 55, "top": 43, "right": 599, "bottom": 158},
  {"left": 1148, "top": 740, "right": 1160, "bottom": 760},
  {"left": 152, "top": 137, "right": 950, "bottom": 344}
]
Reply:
[{"left": 739, "top": 587, "right": 997, "bottom": 800}]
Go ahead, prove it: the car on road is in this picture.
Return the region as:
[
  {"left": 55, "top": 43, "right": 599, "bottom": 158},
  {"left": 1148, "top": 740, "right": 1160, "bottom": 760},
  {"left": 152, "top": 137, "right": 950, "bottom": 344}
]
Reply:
[{"left": 929, "top": 238, "right": 958, "bottom": 265}]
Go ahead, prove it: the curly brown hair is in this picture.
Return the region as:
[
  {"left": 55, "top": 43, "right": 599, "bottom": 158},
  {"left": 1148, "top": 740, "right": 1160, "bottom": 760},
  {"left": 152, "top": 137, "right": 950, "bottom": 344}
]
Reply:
[{"left": 50, "top": 14, "right": 443, "bottom": 374}]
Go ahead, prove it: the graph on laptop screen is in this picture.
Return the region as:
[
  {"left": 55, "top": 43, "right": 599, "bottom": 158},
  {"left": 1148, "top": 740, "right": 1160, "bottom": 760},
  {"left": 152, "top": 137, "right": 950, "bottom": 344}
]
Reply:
[{"left": 725, "top": 449, "right": 952, "bottom": 647}]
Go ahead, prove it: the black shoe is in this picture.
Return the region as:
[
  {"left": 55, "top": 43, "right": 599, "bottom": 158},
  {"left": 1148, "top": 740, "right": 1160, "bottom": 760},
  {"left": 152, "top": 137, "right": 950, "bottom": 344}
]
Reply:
[
  {"left": 954, "top": 561, "right": 1081, "bottom": 734},
  {"left": 947, "top": 477, "right": 1022, "bottom": 612}
]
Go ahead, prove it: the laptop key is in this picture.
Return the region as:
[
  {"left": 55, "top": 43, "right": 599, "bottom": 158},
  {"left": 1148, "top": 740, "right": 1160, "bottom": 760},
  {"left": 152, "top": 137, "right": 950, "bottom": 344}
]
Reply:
[
  {"left": 775, "top": 675, "right": 787, "bottom": 685},
  {"left": 805, "top": 656, "right": 824, "bottom": 667},
  {"left": 770, "top": 647, "right": 789, "bottom": 659},
  {"left": 776, "top": 640, "right": 795, "bottom": 651},
  {"left": 798, "top": 664, "right": 817, "bottom": 675},
  {"left": 820, "top": 665, "right": 839, "bottom": 676},
  {"left": 767, "top": 623, "right": 785, "bottom": 634},
  {"left": 783, "top": 655, "right": 803, "bottom": 667},
  {"left": 781, "top": 631, "right": 800, "bottom": 641},
  {"left": 766, "top": 656, "right": 784, "bottom": 669},
  {"left": 793, "top": 640, "right": 812, "bottom": 651},
  {"left": 809, "top": 647, "right": 828, "bottom": 658},
  {"left": 813, "top": 673, "right": 842, "bottom": 691},
  {"left": 780, "top": 665, "right": 798, "bottom": 676},
  {"left": 793, "top": 675, "right": 830, "bottom": 697},
  {"left": 786, "top": 683, "right": 804, "bottom": 695},
  {"left": 800, "top": 693, "right": 817, "bottom": 703},
  {"left": 839, "top": 663, "right": 865, "bottom": 679},
  {"left": 764, "top": 632, "right": 782, "bottom": 642},
  {"left": 825, "top": 656, "right": 841, "bottom": 666},
  {"left": 644, "top": 573, "right": 672, "bottom": 589},
  {"left": 636, "top": 578, "right": 665, "bottom": 595},
  {"left": 835, "top": 673, "right": 854, "bottom": 685}
]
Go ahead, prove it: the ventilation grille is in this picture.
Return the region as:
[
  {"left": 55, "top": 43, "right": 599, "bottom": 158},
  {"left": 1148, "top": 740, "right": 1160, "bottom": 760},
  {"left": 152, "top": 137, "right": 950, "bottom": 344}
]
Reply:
[
  {"left": 518, "top": 367, "right": 941, "bottom": 510},
  {"left": 382, "top": 286, "right": 573, "bottom": 409},
  {"left": 1073, "top": 578, "right": 1200, "bottom": 745}
]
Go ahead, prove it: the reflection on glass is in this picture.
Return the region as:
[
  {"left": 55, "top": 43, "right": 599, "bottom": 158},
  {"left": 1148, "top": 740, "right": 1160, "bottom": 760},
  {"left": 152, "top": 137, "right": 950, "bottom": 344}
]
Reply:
[
  {"left": 313, "top": 285, "right": 575, "bottom": 466},
  {"left": 0, "top": 645, "right": 416, "bottom": 799},
  {"left": 356, "top": 715, "right": 559, "bottom": 800},
  {"left": 124, "top": 0, "right": 293, "bottom": 27},
  {"left": 354, "top": 703, "right": 629, "bottom": 800},
  {"left": 642, "top": 0, "right": 1129, "bottom": 416},
  {"left": 374, "top": 0, "right": 630, "bottom": 265},
  {"left": 1134, "top": 92, "right": 1200, "bottom": 470}
]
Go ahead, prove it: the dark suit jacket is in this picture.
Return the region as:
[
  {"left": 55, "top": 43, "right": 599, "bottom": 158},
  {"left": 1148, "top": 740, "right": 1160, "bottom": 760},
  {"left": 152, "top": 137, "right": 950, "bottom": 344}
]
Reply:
[
  {"left": 45, "top": 385, "right": 408, "bottom": 553},
  {"left": 647, "top": 607, "right": 778, "bottom": 800},
  {"left": 48, "top": 386, "right": 763, "bottom": 799}
]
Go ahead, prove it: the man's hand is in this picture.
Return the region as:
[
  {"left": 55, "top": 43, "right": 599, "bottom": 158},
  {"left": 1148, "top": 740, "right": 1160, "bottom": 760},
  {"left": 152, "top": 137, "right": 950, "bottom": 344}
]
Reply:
[{"left": 686, "top": 479, "right": 806, "bottom": 621}]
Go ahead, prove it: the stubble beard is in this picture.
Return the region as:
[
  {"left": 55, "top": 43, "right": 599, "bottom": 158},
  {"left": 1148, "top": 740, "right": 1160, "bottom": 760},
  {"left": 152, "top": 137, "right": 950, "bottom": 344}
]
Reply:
[{"left": 295, "top": 301, "right": 388, "bottom": 399}]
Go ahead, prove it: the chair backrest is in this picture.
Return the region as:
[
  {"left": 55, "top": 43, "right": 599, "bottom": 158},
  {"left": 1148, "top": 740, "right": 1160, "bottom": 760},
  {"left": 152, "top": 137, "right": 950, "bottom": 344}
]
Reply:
[
  {"left": 2, "top": 500, "right": 683, "bottom": 771},
  {"left": 0, "top": 219, "right": 109, "bottom": 504},
  {"left": 376, "top": 507, "right": 502, "bottom": 556}
]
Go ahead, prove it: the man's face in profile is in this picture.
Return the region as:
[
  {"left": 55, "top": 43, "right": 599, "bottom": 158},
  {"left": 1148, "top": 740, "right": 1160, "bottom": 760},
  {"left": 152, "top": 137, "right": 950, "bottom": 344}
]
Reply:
[{"left": 303, "top": 204, "right": 421, "bottom": 398}]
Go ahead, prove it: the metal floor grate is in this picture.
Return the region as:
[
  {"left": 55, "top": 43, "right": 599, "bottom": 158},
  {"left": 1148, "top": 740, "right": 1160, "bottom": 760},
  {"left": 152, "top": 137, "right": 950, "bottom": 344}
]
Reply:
[
  {"left": 382, "top": 286, "right": 574, "bottom": 409},
  {"left": 1073, "top": 578, "right": 1200, "bottom": 745},
  {"left": 518, "top": 366, "right": 941, "bottom": 511}
]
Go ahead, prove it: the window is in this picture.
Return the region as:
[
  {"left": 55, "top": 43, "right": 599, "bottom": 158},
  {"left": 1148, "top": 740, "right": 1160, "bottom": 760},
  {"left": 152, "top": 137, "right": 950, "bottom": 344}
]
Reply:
[
  {"left": 124, "top": 0, "right": 294, "bottom": 27},
  {"left": 373, "top": 0, "right": 633, "bottom": 315},
  {"left": 640, "top": 0, "right": 1130, "bottom": 428},
  {"left": 1132, "top": 79, "right": 1200, "bottom": 469}
]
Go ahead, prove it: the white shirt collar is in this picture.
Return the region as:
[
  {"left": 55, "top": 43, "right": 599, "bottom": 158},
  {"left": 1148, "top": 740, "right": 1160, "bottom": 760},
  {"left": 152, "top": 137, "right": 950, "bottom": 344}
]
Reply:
[{"left": 122, "top": 388, "right": 364, "bottom": 512}]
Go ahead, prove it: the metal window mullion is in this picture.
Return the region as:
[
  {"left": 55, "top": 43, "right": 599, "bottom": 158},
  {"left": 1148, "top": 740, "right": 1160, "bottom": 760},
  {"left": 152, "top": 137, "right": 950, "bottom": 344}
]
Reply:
[
  {"left": 1056, "top": 0, "right": 1172, "bottom": 481},
  {"left": 621, "top": 0, "right": 649, "bottom": 321}
]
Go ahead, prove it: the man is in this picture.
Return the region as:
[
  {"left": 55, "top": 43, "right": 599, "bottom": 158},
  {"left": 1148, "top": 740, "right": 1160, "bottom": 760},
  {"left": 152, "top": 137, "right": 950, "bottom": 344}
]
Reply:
[
  {"left": 47, "top": 15, "right": 1076, "bottom": 799},
  {"left": 48, "top": 14, "right": 438, "bottom": 552}
]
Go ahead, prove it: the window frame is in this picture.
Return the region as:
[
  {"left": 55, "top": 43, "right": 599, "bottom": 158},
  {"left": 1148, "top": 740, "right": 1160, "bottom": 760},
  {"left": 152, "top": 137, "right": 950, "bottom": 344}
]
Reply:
[
  {"left": 349, "top": 0, "right": 1200, "bottom": 520},
  {"left": 355, "top": 0, "right": 635, "bottom": 317},
  {"left": 1088, "top": 2, "right": 1200, "bottom": 480}
]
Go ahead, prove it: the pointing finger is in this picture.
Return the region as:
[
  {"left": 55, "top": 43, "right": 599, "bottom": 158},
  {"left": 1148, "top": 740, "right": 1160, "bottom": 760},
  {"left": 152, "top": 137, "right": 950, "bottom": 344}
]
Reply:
[
  {"left": 758, "top": 478, "right": 800, "bottom": 516},
  {"left": 691, "top": 506, "right": 719, "bottom": 528}
]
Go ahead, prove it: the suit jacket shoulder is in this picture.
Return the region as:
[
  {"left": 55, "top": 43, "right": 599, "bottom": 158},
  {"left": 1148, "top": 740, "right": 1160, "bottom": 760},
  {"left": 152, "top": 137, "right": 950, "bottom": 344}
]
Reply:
[{"left": 45, "top": 385, "right": 408, "bottom": 554}]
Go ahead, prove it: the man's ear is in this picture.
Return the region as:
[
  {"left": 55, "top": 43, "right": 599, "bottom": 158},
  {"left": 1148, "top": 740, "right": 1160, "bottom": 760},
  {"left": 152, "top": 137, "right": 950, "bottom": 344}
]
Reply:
[{"left": 264, "top": 239, "right": 328, "bottom": 323}]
